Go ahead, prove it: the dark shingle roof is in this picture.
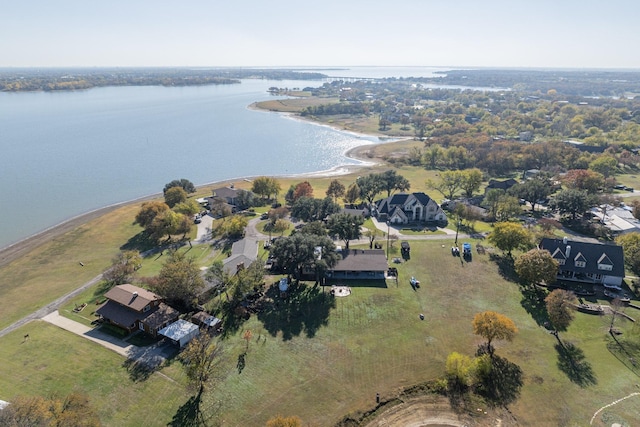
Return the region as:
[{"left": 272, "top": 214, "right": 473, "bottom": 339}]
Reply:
[
  {"left": 332, "top": 249, "right": 388, "bottom": 272},
  {"left": 539, "top": 238, "right": 625, "bottom": 278}
]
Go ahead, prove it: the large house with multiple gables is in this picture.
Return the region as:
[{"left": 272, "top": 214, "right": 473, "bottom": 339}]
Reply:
[
  {"left": 96, "top": 284, "right": 179, "bottom": 336},
  {"left": 539, "top": 238, "right": 625, "bottom": 288},
  {"left": 374, "top": 192, "right": 447, "bottom": 225}
]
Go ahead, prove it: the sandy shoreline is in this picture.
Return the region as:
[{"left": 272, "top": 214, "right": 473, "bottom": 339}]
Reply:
[{"left": 0, "top": 118, "right": 398, "bottom": 269}]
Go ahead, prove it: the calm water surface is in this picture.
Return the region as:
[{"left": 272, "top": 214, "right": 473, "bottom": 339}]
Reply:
[{"left": 0, "top": 67, "right": 454, "bottom": 249}]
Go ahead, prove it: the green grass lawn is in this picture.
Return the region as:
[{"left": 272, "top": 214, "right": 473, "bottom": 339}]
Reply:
[
  {"left": 0, "top": 322, "right": 190, "bottom": 427},
  {"left": 194, "top": 239, "right": 640, "bottom": 426},
  {"left": 6, "top": 159, "right": 640, "bottom": 426},
  {"left": 0, "top": 204, "right": 143, "bottom": 331}
]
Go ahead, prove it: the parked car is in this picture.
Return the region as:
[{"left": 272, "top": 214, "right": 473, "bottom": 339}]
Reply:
[{"left": 261, "top": 212, "right": 269, "bottom": 220}]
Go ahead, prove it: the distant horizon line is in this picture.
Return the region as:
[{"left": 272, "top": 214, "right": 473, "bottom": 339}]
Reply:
[{"left": 1, "top": 65, "right": 640, "bottom": 72}]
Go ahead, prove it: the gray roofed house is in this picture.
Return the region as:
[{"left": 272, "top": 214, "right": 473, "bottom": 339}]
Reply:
[
  {"left": 374, "top": 192, "right": 447, "bottom": 225},
  {"left": 327, "top": 249, "right": 388, "bottom": 280},
  {"left": 539, "top": 238, "right": 625, "bottom": 288},
  {"left": 485, "top": 178, "right": 518, "bottom": 193},
  {"left": 223, "top": 237, "right": 258, "bottom": 275}
]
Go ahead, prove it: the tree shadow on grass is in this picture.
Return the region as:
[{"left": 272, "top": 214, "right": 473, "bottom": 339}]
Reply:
[
  {"left": 120, "top": 230, "right": 158, "bottom": 253},
  {"left": 519, "top": 285, "right": 550, "bottom": 327},
  {"left": 257, "top": 281, "right": 336, "bottom": 341},
  {"left": 236, "top": 352, "right": 246, "bottom": 374},
  {"left": 475, "top": 349, "right": 523, "bottom": 407},
  {"left": 122, "top": 357, "right": 155, "bottom": 382},
  {"left": 555, "top": 341, "right": 597, "bottom": 387},
  {"left": 488, "top": 253, "right": 519, "bottom": 283},
  {"left": 168, "top": 388, "right": 210, "bottom": 427},
  {"left": 606, "top": 333, "right": 640, "bottom": 377}
]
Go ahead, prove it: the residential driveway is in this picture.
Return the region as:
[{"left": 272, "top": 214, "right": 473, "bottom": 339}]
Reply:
[
  {"left": 195, "top": 213, "right": 214, "bottom": 243},
  {"left": 42, "top": 311, "right": 133, "bottom": 356},
  {"left": 42, "top": 311, "right": 175, "bottom": 368}
]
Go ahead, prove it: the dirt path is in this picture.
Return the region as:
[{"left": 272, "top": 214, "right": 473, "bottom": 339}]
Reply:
[{"left": 363, "top": 395, "right": 503, "bottom": 427}]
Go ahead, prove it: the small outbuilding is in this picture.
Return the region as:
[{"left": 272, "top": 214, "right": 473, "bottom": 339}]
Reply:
[
  {"left": 159, "top": 319, "right": 200, "bottom": 348},
  {"left": 191, "top": 311, "right": 222, "bottom": 333}
]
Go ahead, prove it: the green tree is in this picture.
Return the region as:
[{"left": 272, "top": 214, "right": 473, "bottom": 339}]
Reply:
[
  {"left": 270, "top": 233, "right": 338, "bottom": 281},
  {"left": 298, "top": 221, "right": 327, "bottom": 236},
  {"left": 356, "top": 174, "right": 384, "bottom": 205},
  {"left": 460, "top": 168, "right": 483, "bottom": 198},
  {"left": 102, "top": 250, "right": 142, "bottom": 285},
  {"left": 364, "top": 227, "right": 382, "bottom": 249},
  {"left": 494, "top": 195, "right": 523, "bottom": 222},
  {"left": 134, "top": 201, "right": 170, "bottom": 229},
  {"left": 290, "top": 197, "right": 340, "bottom": 222},
  {"left": 423, "top": 144, "right": 443, "bottom": 169},
  {"left": 179, "top": 333, "right": 220, "bottom": 393},
  {"left": 472, "top": 311, "right": 518, "bottom": 356},
  {"left": 616, "top": 232, "right": 640, "bottom": 275},
  {"left": 235, "top": 189, "right": 255, "bottom": 210},
  {"left": 378, "top": 170, "right": 411, "bottom": 197},
  {"left": 427, "top": 170, "right": 464, "bottom": 200},
  {"left": 219, "top": 215, "right": 248, "bottom": 238},
  {"left": 163, "top": 178, "right": 196, "bottom": 194},
  {"left": 153, "top": 251, "right": 205, "bottom": 309},
  {"left": 0, "top": 393, "right": 101, "bottom": 427},
  {"left": 515, "top": 249, "right": 559, "bottom": 287},
  {"left": 173, "top": 199, "right": 201, "bottom": 216},
  {"left": 343, "top": 182, "right": 361, "bottom": 205},
  {"left": 326, "top": 179, "right": 346, "bottom": 202},
  {"left": 149, "top": 210, "right": 187, "bottom": 242},
  {"left": 164, "top": 186, "right": 188, "bottom": 208},
  {"left": 481, "top": 189, "right": 505, "bottom": 219},
  {"left": 509, "top": 176, "right": 552, "bottom": 212},
  {"left": 545, "top": 289, "right": 577, "bottom": 335},
  {"left": 327, "top": 213, "right": 364, "bottom": 249},
  {"left": 589, "top": 155, "right": 618, "bottom": 178},
  {"left": 205, "top": 259, "right": 233, "bottom": 301},
  {"left": 272, "top": 218, "right": 290, "bottom": 236},
  {"left": 252, "top": 176, "right": 281, "bottom": 200},
  {"left": 549, "top": 188, "right": 595, "bottom": 220},
  {"left": 487, "top": 221, "right": 533, "bottom": 257}
]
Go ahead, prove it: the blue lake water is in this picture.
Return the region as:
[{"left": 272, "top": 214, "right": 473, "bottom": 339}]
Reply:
[{"left": 0, "top": 66, "right": 451, "bottom": 249}]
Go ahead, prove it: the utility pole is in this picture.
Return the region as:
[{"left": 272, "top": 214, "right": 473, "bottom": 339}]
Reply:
[{"left": 386, "top": 220, "right": 391, "bottom": 260}]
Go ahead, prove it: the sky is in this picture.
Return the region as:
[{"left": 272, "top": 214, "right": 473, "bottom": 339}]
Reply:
[{"left": 1, "top": 0, "right": 638, "bottom": 69}]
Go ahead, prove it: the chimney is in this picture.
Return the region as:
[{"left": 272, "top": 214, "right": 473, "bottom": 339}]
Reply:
[
  {"left": 563, "top": 236, "right": 568, "bottom": 245},
  {"left": 566, "top": 245, "right": 571, "bottom": 258}
]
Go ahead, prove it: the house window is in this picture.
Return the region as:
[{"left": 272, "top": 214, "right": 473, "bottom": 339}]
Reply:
[
  {"left": 575, "top": 261, "right": 586, "bottom": 268},
  {"left": 557, "top": 259, "right": 565, "bottom": 265},
  {"left": 143, "top": 305, "right": 150, "bottom": 312},
  {"left": 594, "top": 274, "right": 603, "bottom": 280},
  {"left": 598, "top": 264, "right": 613, "bottom": 271},
  {"left": 138, "top": 322, "right": 145, "bottom": 331}
]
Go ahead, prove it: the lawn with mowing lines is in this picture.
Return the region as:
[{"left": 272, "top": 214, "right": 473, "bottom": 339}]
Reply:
[{"left": 0, "top": 321, "right": 189, "bottom": 427}]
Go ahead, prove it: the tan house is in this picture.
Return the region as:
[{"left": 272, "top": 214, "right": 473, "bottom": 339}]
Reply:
[{"left": 96, "top": 284, "right": 178, "bottom": 336}]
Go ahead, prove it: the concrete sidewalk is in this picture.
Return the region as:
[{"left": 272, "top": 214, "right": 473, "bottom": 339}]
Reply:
[{"left": 42, "top": 311, "right": 134, "bottom": 357}]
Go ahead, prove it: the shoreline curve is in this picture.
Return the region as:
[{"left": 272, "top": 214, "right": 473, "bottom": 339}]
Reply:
[{"left": 0, "top": 123, "right": 398, "bottom": 269}]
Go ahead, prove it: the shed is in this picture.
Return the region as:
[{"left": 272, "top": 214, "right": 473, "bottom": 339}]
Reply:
[
  {"left": 191, "top": 311, "right": 222, "bottom": 332},
  {"left": 159, "top": 319, "right": 200, "bottom": 348}
]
